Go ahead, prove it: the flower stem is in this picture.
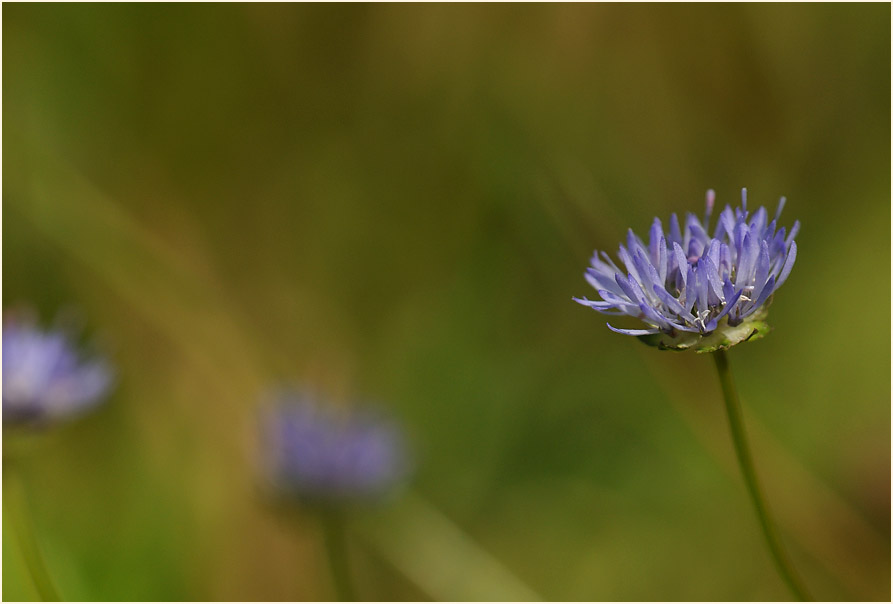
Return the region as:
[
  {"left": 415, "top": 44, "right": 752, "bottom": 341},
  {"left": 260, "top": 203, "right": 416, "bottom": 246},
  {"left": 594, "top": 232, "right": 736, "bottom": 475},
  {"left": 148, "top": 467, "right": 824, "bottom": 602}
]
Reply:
[
  {"left": 3, "top": 461, "right": 62, "bottom": 601},
  {"left": 320, "top": 509, "right": 356, "bottom": 601},
  {"left": 712, "top": 350, "right": 811, "bottom": 601}
]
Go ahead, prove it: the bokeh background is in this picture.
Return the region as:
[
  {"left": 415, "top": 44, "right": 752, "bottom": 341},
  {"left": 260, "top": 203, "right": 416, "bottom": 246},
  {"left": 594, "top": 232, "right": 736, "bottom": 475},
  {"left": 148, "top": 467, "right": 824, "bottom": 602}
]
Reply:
[{"left": 3, "top": 4, "right": 890, "bottom": 601}]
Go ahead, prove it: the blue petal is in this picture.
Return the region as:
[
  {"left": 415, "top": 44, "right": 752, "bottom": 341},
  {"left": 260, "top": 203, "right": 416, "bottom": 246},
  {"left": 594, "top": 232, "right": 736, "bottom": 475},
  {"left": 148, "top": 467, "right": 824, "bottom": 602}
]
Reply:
[
  {"left": 686, "top": 238, "right": 703, "bottom": 262},
  {"left": 630, "top": 250, "right": 653, "bottom": 292},
  {"left": 590, "top": 252, "right": 619, "bottom": 276},
  {"left": 715, "top": 206, "right": 736, "bottom": 240},
  {"left": 596, "top": 291, "right": 639, "bottom": 315},
  {"left": 653, "top": 284, "right": 696, "bottom": 323},
  {"left": 741, "top": 276, "right": 776, "bottom": 318},
  {"left": 775, "top": 241, "right": 797, "bottom": 288},
  {"left": 737, "top": 232, "right": 759, "bottom": 286},
  {"left": 615, "top": 273, "right": 644, "bottom": 306},
  {"left": 606, "top": 323, "right": 660, "bottom": 336},
  {"left": 719, "top": 242, "right": 732, "bottom": 275},
  {"left": 748, "top": 206, "right": 767, "bottom": 235},
  {"left": 638, "top": 301, "right": 680, "bottom": 332},
  {"left": 627, "top": 275, "right": 653, "bottom": 307},
  {"left": 706, "top": 239, "right": 721, "bottom": 271},
  {"left": 669, "top": 213, "right": 682, "bottom": 246},
  {"left": 572, "top": 296, "right": 616, "bottom": 309},
  {"left": 682, "top": 265, "right": 698, "bottom": 313},
  {"left": 765, "top": 218, "right": 777, "bottom": 242},
  {"left": 751, "top": 240, "right": 771, "bottom": 302},
  {"left": 771, "top": 226, "right": 787, "bottom": 258},
  {"left": 632, "top": 249, "right": 661, "bottom": 296},
  {"left": 722, "top": 278, "right": 736, "bottom": 304},
  {"left": 672, "top": 242, "right": 689, "bottom": 285},
  {"left": 617, "top": 245, "right": 641, "bottom": 285},
  {"left": 751, "top": 275, "right": 776, "bottom": 309},
  {"left": 599, "top": 251, "right": 623, "bottom": 274},
  {"left": 597, "top": 289, "right": 630, "bottom": 305},
  {"left": 686, "top": 214, "right": 709, "bottom": 244},
  {"left": 695, "top": 259, "right": 709, "bottom": 314},
  {"left": 657, "top": 236, "right": 668, "bottom": 285},
  {"left": 704, "top": 256, "right": 725, "bottom": 304},
  {"left": 714, "top": 288, "right": 743, "bottom": 324},
  {"left": 733, "top": 222, "right": 748, "bottom": 259},
  {"left": 649, "top": 218, "right": 664, "bottom": 267},
  {"left": 627, "top": 228, "right": 648, "bottom": 262},
  {"left": 586, "top": 267, "right": 625, "bottom": 297}
]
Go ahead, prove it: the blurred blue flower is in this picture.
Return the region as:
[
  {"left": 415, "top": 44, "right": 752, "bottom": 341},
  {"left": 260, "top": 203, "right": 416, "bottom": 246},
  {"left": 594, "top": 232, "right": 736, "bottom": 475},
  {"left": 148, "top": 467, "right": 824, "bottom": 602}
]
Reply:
[
  {"left": 574, "top": 189, "right": 799, "bottom": 351},
  {"left": 261, "top": 391, "right": 409, "bottom": 502},
  {"left": 3, "top": 313, "right": 114, "bottom": 425}
]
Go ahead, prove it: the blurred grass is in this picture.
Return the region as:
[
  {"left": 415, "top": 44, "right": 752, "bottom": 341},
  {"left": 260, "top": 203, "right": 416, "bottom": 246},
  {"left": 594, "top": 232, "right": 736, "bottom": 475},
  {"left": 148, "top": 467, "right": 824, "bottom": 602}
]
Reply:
[{"left": 3, "top": 3, "right": 890, "bottom": 601}]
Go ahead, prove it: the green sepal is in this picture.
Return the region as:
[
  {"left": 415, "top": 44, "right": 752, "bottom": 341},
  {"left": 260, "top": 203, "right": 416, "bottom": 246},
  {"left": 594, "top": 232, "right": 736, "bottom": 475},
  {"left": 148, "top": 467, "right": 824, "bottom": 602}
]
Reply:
[{"left": 636, "top": 313, "right": 772, "bottom": 353}]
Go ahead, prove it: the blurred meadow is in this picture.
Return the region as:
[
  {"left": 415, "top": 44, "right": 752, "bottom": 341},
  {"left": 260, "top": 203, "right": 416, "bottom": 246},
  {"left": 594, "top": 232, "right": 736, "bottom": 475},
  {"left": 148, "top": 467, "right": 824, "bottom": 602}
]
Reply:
[{"left": 2, "top": 3, "right": 890, "bottom": 601}]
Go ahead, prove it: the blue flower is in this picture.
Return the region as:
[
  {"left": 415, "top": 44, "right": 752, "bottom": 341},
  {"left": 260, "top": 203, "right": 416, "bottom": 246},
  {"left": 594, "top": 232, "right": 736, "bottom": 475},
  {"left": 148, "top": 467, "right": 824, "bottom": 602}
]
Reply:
[
  {"left": 574, "top": 189, "right": 799, "bottom": 352},
  {"left": 3, "top": 314, "right": 114, "bottom": 425},
  {"left": 261, "top": 391, "right": 409, "bottom": 502}
]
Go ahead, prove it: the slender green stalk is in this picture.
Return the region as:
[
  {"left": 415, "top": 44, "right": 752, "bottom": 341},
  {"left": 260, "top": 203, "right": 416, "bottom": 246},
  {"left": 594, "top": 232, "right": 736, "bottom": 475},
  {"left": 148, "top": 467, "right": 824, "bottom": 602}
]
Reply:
[
  {"left": 320, "top": 509, "right": 356, "bottom": 601},
  {"left": 4, "top": 462, "right": 62, "bottom": 601},
  {"left": 712, "top": 350, "right": 811, "bottom": 601}
]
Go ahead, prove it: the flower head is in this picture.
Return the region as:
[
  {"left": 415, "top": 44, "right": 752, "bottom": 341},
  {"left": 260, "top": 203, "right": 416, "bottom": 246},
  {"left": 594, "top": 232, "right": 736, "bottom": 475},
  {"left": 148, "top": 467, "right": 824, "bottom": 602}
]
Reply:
[
  {"left": 261, "top": 391, "right": 409, "bottom": 503},
  {"left": 574, "top": 189, "right": 799, "bottom": 352},
  {"left": 3, "top": 313, "right": 114, "bottom": 426}
]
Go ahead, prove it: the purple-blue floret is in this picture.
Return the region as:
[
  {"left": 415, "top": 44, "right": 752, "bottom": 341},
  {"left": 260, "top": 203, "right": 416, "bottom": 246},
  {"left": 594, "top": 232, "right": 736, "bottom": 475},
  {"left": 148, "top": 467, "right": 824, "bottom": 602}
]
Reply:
[
  {"left": 262, "top": 392, "right": 409, "bottom": 502},
  {"left": 3, "top": 315, "right": 114, "bottom": 425},
  {"left": 574, "top": 189, "right": 798, "bottom": 337}
]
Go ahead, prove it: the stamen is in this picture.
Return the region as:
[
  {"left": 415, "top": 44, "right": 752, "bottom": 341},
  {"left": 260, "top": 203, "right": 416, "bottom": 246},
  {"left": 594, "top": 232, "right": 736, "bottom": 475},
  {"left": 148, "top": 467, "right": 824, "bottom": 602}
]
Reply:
[{"left": 705, "top": 189, "right": 716, "bottom": 229}]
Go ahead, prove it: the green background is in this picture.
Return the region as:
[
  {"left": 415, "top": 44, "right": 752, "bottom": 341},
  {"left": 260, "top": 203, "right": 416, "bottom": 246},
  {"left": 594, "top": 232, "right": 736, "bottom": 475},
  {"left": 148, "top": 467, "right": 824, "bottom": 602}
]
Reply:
[{"left": 3, "top": 4, "right": 890, "bottom": 601}]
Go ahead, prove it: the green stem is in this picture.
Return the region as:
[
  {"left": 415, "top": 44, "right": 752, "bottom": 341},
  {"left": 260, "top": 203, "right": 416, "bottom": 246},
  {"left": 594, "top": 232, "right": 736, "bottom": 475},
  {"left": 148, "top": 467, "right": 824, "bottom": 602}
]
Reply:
[
  {"left": 4, "top": 462, "right": 62, "bottom": 601},
  {"left": 320, "top": 509, "right": 356, "bottom": 601},
  {"left": 712, "top": 350, "right": 811, "bottom": 601}
]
